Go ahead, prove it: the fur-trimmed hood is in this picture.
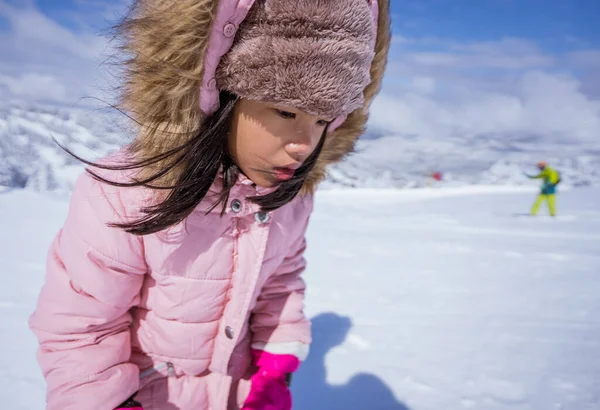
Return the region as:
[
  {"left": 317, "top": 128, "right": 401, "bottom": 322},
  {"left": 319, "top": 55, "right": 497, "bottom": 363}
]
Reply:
[{"left": 118, "top": 0, "right": 391, "bottom": 194}]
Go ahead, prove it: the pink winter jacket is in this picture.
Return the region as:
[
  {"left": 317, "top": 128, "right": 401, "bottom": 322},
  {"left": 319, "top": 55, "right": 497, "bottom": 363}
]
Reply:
[{"left": 29, "top": 168, "right": 312, "bottom": 410}]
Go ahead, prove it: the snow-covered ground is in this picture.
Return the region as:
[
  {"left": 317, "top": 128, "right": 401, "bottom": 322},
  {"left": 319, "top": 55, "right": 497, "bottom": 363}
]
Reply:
[{"left": 1, "top": 185, "right": 599, "bottom": 410}]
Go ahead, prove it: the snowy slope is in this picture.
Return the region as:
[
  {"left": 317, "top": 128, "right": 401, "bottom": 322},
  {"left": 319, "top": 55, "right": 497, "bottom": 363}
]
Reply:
[
  {"left": 2, "top": 102, "right": 600, "bottom": 192},
  {"left": 0, "top": 102, "right": 125, "bottom": 192},
  {"left": 1, "top": 186, "right": 599, "bottom": 410},
  {"left": 324, "top": 134, "right": 600, "bottom": 189}
]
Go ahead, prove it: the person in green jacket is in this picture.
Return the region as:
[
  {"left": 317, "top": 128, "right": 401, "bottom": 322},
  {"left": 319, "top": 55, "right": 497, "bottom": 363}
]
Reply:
[{"left": 527, "top": 161, "right": 561, "bottom": 216}]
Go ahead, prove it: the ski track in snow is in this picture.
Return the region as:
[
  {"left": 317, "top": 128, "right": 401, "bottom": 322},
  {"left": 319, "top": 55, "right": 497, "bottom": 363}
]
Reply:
[{"left": 1, "top": 186, "right": 599, "bottom": 410}]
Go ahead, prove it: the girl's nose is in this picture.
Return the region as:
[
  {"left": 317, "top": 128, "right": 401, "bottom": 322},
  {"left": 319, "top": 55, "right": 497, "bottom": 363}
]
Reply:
[{"left": 284, "top": 129, "right": 314, "bottom": 162}]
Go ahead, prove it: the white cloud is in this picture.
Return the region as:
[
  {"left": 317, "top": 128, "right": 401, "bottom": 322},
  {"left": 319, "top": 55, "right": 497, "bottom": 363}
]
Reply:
[
  {"left": 567, "top": 50, "right": 600, "bottom": 69},
  {"left": 391, "top": 35, "right": 412, "bottom": 45},
  {"left": 376, "top": 36, "right": 600, "bottom": 145},
  {"left": 411, "top": 76, "right": 436, "bottom": 94},
  {"left": 0, "top": 1, "right": 120, "bottom": 106},
  {"left": 0, "top": 73, "right": 67, "bottom": 100},
  {"left": 0, "top": 2, "right": 107, "bottom": 61},
  {"left": 371, "top": 70, "right": 600, "bottom": 144},
  {"left": 394, "top": 37, "right": 554, "bottom": 71}
]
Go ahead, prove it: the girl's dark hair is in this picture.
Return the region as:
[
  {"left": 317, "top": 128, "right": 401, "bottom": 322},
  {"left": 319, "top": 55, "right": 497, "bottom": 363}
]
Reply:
[{"left": 64, "top": 91, "right": 326, "bottom": 236}]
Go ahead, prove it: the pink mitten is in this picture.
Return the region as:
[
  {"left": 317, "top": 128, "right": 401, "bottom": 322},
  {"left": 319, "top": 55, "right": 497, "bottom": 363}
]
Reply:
[{"left": 241, "top": 350, "right": 300, "bottom": 410}]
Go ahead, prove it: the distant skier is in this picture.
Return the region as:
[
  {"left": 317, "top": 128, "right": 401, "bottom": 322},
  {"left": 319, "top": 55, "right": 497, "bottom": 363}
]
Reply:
[
  {"left": 426, "top": 170, "right": 443, "bottom": 187},
  {"left": 526, "top": 161, "right": 561, "bottom": 216}
]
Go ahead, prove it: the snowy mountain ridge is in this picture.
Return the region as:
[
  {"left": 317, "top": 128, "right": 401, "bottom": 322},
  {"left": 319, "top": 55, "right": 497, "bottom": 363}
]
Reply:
[
  {"left": 0, "top": 102, "right": 125, "bottom": 192},
  {"left": 1, "top": 101, "right": 599, "bottom": 193}
]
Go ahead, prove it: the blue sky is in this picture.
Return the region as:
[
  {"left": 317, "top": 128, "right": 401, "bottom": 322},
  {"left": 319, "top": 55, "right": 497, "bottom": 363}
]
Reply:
[
  {"left": 390, "top": 0, "right": 600, "bottom": 51},
  {"left": 6, "top": 0, "right": 599, "bottom": 50},
  {"left": 1, "top": 0, "right": 599, "bottom": 141},
  {"left": 19, "top": 0, "right": 600, "bottom": 47}
]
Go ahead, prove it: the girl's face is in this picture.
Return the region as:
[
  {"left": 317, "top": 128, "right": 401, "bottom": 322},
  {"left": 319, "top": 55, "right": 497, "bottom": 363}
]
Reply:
[{"left": 228, "top": 98, "right": 331, "bottom": 188}]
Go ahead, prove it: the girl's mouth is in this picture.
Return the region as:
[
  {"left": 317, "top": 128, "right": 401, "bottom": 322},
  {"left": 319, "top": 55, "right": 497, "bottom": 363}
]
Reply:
[{"left": 273, "top": 167, "right": 297, "bottom": 181}]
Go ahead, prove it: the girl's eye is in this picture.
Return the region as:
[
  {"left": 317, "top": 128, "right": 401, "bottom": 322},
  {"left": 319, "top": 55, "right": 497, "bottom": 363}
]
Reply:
[
  {"left": 276, "top": 109, "right": 296, "bottom": 119},
  {"left": 317, "top": 119, "right": 330, "bottom": 127}
]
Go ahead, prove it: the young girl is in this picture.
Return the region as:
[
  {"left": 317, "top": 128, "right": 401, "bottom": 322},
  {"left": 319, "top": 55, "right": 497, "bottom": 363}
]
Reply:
[{"left": 29, "top": 0, "right": 390, "bottom": 409}]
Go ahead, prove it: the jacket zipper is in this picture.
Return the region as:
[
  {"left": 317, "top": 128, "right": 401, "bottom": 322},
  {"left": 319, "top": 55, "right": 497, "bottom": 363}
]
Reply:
[{"left": 139, "top": 362, "right": 175, "bottom": 380}]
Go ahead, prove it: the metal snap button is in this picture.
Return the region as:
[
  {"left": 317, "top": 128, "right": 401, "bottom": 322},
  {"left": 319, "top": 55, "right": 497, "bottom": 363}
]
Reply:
[
  {"left": 231, "top": 199, "right": 242, "bottom": 213},
  {"left": 225, "top": 326, "right": 235, "bottom": 339},
  {"left": 255, "top": 211, "right": 270, "bottom": 224}
]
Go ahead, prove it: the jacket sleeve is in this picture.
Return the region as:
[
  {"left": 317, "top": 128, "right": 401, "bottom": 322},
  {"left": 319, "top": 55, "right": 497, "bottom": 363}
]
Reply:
[
  {"left": 29, "top": 173, "right": 147, "bottom": 410},
  {"left": 529, "top": 171, "right": 543, "bottom": 179},
  {"left": 249, "top": 196, "right": 313, "bottom": 361},
  {"left": 535, "top": 169, "right": 554, "bottom": 180}
]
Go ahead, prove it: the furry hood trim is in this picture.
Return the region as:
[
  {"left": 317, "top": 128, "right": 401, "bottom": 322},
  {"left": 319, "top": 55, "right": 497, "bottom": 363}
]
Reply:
[{"left": 118, "top": 0, "right": 391, "bottom": 194}]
